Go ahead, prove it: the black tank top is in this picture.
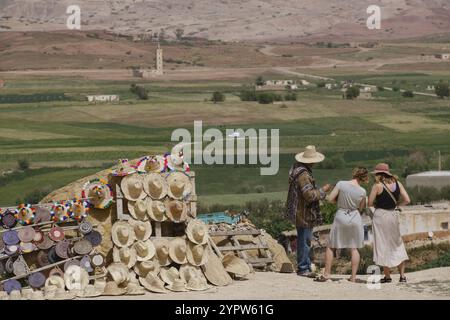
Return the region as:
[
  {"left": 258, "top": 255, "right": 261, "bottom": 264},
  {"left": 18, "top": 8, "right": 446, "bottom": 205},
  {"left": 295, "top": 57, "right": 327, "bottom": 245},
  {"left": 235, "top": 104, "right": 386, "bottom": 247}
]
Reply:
[{"left": 375, "top": 181, "right": 400, "bottom": 210}]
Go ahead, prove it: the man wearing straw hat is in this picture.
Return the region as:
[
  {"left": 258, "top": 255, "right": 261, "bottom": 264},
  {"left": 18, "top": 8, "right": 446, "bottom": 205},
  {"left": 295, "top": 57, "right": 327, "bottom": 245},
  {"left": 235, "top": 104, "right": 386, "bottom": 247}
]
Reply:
[{"left": 286, "top": 145, "right": 331, "bottom": 277}]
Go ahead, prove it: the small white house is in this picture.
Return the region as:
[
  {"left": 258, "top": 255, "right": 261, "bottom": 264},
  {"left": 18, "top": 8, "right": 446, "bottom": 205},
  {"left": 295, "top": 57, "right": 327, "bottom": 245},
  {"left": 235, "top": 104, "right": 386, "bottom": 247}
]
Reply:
[
  {"left": 264, "top": 80, "right": 294, "bottom": 86},
  {"left": 325, "top": 83, "right": 333, "bottom": 90},
  {"left": 427, "top": 85, "right": 436, "bottom": 91},
  {"left": 86, "top": 95, "right": 120, "bottom": 103},
  {"left": 287, "top": 84, "right": 298, "bottom": 90},
  {"left": 300, "top": 80, "right": 310, "bottom": 86},
  {"left": 435, "top": 53, "right": 450, "bottom": 60}
]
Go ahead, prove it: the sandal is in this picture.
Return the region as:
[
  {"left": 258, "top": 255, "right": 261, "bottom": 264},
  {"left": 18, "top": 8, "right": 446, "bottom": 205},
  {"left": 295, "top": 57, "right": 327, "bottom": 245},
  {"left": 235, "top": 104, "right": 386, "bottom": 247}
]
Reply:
[
  {"left": 399, "top": 276, "right": 407, "bottom": 283},
  {"left": 314, "top": 275, "right": 331, "bottom": 282},
  {"left": 380, "top": 276, "right": 392, "bottom": 283}
]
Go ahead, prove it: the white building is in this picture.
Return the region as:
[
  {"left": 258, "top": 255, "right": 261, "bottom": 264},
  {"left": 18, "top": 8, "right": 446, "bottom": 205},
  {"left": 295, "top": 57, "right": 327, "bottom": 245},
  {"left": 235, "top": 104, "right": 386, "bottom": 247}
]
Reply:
[
  {"left": 263, "top": 80, "right": 294, "bottom": 86},
  {"left": 300, "top": 80, "right": 310, "bottom": 86},
  {"left": 406, "top": 171, "right": 450, "bottom": 190},
  {"left": 435, "top": 53, "right": 450, "bottom": 60},
  {"left": 86, "top": 95, "right": 120, "bottom": 103},
  {"left": 133, "top": 43, "right": 163, "bottom": 78},
  {"left": 427, "top": 85, "right": 435, "bottom": 91}
]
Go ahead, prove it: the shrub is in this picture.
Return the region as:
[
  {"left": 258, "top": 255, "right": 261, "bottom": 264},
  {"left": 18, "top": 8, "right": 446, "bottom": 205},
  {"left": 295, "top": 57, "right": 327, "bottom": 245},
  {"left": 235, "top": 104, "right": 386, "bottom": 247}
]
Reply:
[
  {"left": 317, "top": 154, "right": 345, "bottom": 169},
  {"left": 377, "top": 86, "right": 385, "bottom": 91},
  {"left": 407, "top": 186, "right": 441, "bottom": 205},
  {"left": 435, "top": 81, "right": 450, "bottom": 98},
  {"left": 255, "top": 76, "right": 264, "bottom": 86},
  {"left": 130, "top": 84, "right": 149, "bottom": 100},
  {"left": 257, "top": 92, "right": 275, "bottom": 104},
  {"left": 255, "top": 185, "right": 265, "bottom": 193},
  {"left": 345, "top": 86, "right": 360, "bottom": 99},
  {"left": 402, "top": 90, "right": 414, "bottom": 98},
  {"left": 17, "top": 159, "right": 30, "bottom": 171},
  {"left": 239, "top": 90, "right": 257, "bottom": 101},
  {"left": 316, "top": 81, "right": 326, "bottom": 88},
  {"left": 392, "top": 86, "right": 400, "bottom": 92},
  {"left": 284, "top": 92, "right": 297, "bottom": 101},
  {"left": 211, "top": 91, "right": 225, "bottom": 103}
]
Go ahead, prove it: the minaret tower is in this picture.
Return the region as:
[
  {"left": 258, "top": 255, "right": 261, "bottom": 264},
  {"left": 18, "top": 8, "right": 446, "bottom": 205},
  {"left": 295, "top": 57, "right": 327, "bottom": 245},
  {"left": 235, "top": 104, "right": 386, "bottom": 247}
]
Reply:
[{"left": 155, "top": 42, "right": 163, "bottom": 75}]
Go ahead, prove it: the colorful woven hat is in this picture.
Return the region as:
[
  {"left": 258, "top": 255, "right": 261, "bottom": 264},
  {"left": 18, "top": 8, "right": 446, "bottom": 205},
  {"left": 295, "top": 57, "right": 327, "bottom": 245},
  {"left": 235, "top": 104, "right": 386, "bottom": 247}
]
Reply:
[
  {"left": 19, "top": 241, "right": 35, "bottom": 253},
  {"left": 111, "top": 159, "right": 137, "bottom": 177},
  {"left": 159, "top": 266, "right": 181, "bottom": 286},
  {"left": 64, "top": 265, "right": 89, "bottom": 291},
  {"left": 3, "top": 279, "right": 22, "bottom": 294},
  {"left": 3, "top": 230, "right": 20, "bottom": 246},
  {"left": 73, "top": 239, "right": 93, "bottom": 255},
  {"left": 4, "top": 244, "right": 20, "bottom": 256},
  {"left": 129, "top": 218, "right": 152, "bottom": 241},
  {"left": 84, "top": 230, "right": 102, "bottom": 247},
  {"left": 127, "top": 198, "right": 149, "bottom": 221},
  {"left": 133, "top": 240, "right": 156, "bottom": 262},
  {"left": 51, "top": 203, "right": 70, "bottom": 222},
  {"left": 143, "top": 173, "right": 168, "bottom": 200},
  {"left": 37, "top": 250, "right": 50, "bottom": 267},
  {"left": 79, "top": 221, "right": 93, "bottom": 235},
  {"left": 186, "top": 243, "right": 209, "bottom": 267},
  {"left": 166, "top": 172, "right": 192, "bottom": 199},
  {"left": 138, "top": 272, "right": 168, "bottom": 294},
  {"left": 165, "top": 200, "right": 188, "bottom": 223},
  {"left": 121, "top": 174, "right": 145, "bottom": 201},
  {"left": 134, "top": 259, "right": 160, "bottom": 278},
  {"left": 0, "top": 210, "right": 17, "bottom": 229},
  {"left": 69, "top": 200, "right": 89, "bottom": 221},
  {"left": 33, "top": 230, "right": 44, "bottom": 243},
  {"left": 113, "top": 246, "right": 137, "bottom": 268},
  {"left": 82, "top": 178, "right": 114, "bottom": 209},
  {"left": 48, "top": 226, "right": 65, "bottom": 242},
  {"left": 55, "top": 240, "right": 70, "bottom": 259},
  {"left": 13, "top": 259, "right": 28, "bottom": 276},
  {"left": 28, "top": 272, "right": 46, "bottom": 289},
  {"left": 186, "top": 219, "right": 208, "bottom": 245},
  {"left": 34, "top": 207, "right": 52, "bottom": 223},
  {"left": 169, "top": 237, "right": 187, "bottom": 265},
  {"left": 166, "top": 144, "right": 190, "bottom": 172},
  {"left": 166, "top": 278, "right": 188, "bottom": 292},
  {"left": 111, "top": 221, "right": 135, "bottom": 248},
  {"left": 153, "top": 238, "right": 171, "bottom": 266},
  {"left": 36, "top": 234, "right": 54, "bottom": 250},
  {"left": 15, "top": 204, "right": 35, "bottom": 225},
  {"left": 47, "top": 246, "right": 61, "bottom": 264},
  {"left": 17, "top": 226, "right": 35, "bottom": 243},
  {"left": 147, "top": 200, "right": 167, "bottom": 222},
  {"left": 136, "top": 155, "right": 165, "bottom": 173}
]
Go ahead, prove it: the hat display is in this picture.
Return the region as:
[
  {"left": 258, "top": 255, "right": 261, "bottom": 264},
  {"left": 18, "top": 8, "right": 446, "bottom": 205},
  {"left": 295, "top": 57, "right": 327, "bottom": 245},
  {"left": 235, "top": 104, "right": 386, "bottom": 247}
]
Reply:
[
  {"left": 64, "top": 265, "right": 89, "bottom": 291},
  {"left": 102, "top": 281, "right": 126, "bottom": 296},
  {"left": 0, "top": 210, "right": 17, "bottom": 229},
  {"left": 153, "top": 238, "right": 171, "bottom": 266},
  {"left": 126, "top": 282, "right": 146, "bottom": 295},
  {"left": 186, "top": 243, "right": 209, "bottom": 266},
  {"left": 84, "top": 230, "right": 102, "bottom": 247},
  {"left": 147, "top": 200, "right": 167, "bottom": 222},
  {"left": 15, "top": 205, "right": 35, "bottom": 225},
  {"left": 295, "top": 145, "right": 325, "bottom": 164},
  {"left": 113, "top": 246, "right": 137, "bottom": 269},
  {"left": 159, "top": 266, "right": 181, "bottom": 286},
  {"left": 17, "top": 226, "right": 36, "bottom": 243},
  {"left": 169, "top": 237, "right": 187, "bottom": 265},
  {"left": 48, "top": 226, "right": 65, "bottom": 242},
  {"left": 129, "top": 218, "right": 152, "bottom": 241},
  {"left": 5, "top": 244, "right": 20, "bottom": 256},
  {"left": 69, "top": 200, "right": 89, "bottom": 221},
  {"left": 37, "top": 250, "right": 50, "bottom": 267},
  {"left": 134, "top": 260, "right": 160, "bottom": 278},
  {"left": 143, "top": 173, "right": 168, "bottom": 200},
  {"left": 34, "top": 207, "right": 52, "bottom": 223},
  {"left": 136, "top": 155, "right": 165, "bottom": 173},
  {"left": 79, "top": 221, "right": 93, "bottom": 235},
  {"left": 55, "top": 240, "right": 70, "bottom": 259},
  {"left": 82, "top": 178, "right": 113, "bottom": 209},
  {"left": 51, "top": 203, "right": 69, "bottom": 222},
  {"left": 3, "top": 279, "right": 22, "bottom": 294},
  {"left": 133, "top": 240, "right": 156, "bottom": 261},
  {"left": 3, "top": 230, "right": 20, "bottom": 246},
  {"left": 107, "top": 262, "right": 130, "bottom": 285},
  {"left": 127, "top": 198, "right": 149, "bottom": 221},
  {"left": 45, "top": 275, "right": 65, "bottom": 289},
  {"left": 111, "top": 221, "right": 135, "bottom": 247},
  {"left": 36, "top": 234, "right": 54, "bottom": 250},
  {"left": 120, "top": 174, "right": 145, "bottom": 202},
  {"left": 91, "top": 253, "right": 106, "bottom": 268},
  {"left": 13, "top": 259, "right": 28, "bottom": 276},
  {"left": 221, "top": 253, "right": 251, "bottom": 277},
  {"left": 28, "top": 272, "right": 46, "bottom": 289},
  {"left": 138, "top": 272, "right": 168, "bottom": 294},
  {"left": 73, "top": 239, "right": 93, "bottom": 255},
  {"left": 186, "top": 220, "right": 208, "bottom": 245},
  {"left": 166, "top": 172, "right": 192, "bottom": 200},
  {"left": 165, "top": 200, "right": 188, "bottom": 223},
  {"left": 201, "top": 249, "right": 233, "bottom": 286},
  {"left": 371, "top": 163, "right": 394, "bottom": 177},
  {"left": 166, "top": 278, "right": 188, "bottom": 292},
  {"left": 80, "top": 255, "right": 93, "bottom": 273},
  {"left": 111, "top": 159, "right": 137, "bottom": 177}
]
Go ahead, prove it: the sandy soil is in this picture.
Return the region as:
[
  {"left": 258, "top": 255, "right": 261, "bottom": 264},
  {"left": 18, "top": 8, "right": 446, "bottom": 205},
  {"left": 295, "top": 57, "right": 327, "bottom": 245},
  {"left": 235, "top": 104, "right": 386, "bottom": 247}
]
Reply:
[{"left": 86, "top": 267, "right": 450, "bottom": 300}]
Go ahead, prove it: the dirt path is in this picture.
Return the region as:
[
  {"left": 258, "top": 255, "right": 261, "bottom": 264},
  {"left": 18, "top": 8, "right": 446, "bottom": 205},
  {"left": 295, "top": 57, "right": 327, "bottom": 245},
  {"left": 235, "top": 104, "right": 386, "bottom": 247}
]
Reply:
[{"left": 86, "top": 267, "right": 450, "bottom": 300}]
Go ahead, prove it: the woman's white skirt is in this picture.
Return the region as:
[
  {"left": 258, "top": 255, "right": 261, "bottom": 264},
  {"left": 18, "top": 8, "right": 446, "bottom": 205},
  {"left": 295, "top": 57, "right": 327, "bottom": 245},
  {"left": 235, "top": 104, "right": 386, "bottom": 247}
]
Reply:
[{"left": 328, "top": 209, "right": 364, "bottom": 249}]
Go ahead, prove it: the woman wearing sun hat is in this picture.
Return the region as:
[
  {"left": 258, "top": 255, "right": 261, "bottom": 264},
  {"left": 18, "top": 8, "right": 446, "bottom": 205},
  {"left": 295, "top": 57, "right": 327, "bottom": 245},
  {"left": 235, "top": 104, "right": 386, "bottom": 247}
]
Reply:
[{"left": 368, "top": 163, "right": 411, "bottom": 283}]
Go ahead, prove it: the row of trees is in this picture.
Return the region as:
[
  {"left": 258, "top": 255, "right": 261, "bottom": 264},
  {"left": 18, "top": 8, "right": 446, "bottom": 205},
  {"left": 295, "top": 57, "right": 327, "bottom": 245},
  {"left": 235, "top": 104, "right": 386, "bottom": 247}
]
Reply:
[{"left": 239, "top": 90, "right": 297, "bottom": 104}]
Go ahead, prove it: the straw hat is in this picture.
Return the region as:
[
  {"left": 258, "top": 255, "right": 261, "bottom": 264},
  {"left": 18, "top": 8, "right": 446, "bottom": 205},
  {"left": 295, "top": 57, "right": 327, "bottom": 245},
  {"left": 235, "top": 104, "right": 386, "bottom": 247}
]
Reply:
[
  {"left": 33, "top": 230, "right": 44, "bottom": 243},
  {"left": 186, "top": 276, "right": 211, "bottom": 291},
  {"left": 147, "top": 200, "right": 167, "bottom": 222},
  {"left": 34, "top": 207, "right": 51, "bottom": 223},
  {"left": 9, "top": 290, "right": 22, "bottom": 300},
  {"left": 21, "top": 288, "right": 34, "bottom": 300},
  {"left": 159, "top": 266, "right": 181, "bottom": 286},
  {"left": 0, "top": 291, "right": 8, "bottom": 300},
  {"left": 48, "top": 226, "right": 65, "bottom": 242},
  {"left": 221, "top": 253, "right": 251, "bottom": 277},
  {"left": 51, "top": 203, "right": 69, "bottom": 222},
  {"left": 186, "top": 220, "right": 208, "bottom": 245},
  {"left": 201, "top": 249, "right": 232, "bottom": 286},
  {"left": 186, "top": 243, "right": 209, "bottom": 266},
  {"left": 166, "top": 172, "right": 192, "bottom": 199},
  {"left": 111, "top": 159, "right": 136, "bottom": 177},
  {"left": 30, "top": 290, "right": 45, "bottom": 300},
  {"left": 49, "top": 287, "right": 76, "bottom": 300},
  {"left": 153, "top": 238, "right": 171, "bottom": 266},
  {"left": 179, "top": 264, "right": 203, "bottom": 283},
  {"left": 295, "top": 145, "right": 325, "bottom": 164},
  {"left": 17, "top": 226, "right": 35, "bottom": 243},
  {"left": 138, "top": 272, "right": 168, "bottom": 294},
  {"left": 126, "top": 282, "right": 146, "bottom": 295},
  {"left": 64, "top": 265, "right": 89, "bottom": 291},
  {"left": 102, "top": 281, "right": 126, "bottom": 296},
  {"left": 113, "top": 246, "right": 137, "bottom": 268},
  {"left": 129, "top": 218, "right": 152, "bottom": 241},
  {"left": 133, "top": 240, "right": 156, "bottom": 261},
  {"left": 165, "top": 200, "right": 188, "bottom": 223},
  {"left": 28, "top": 272, "right": 46, "bottom": 289},
  {"left": 168, "top": 237, "right": 187, "bottom": 264},
  {"left": 127, "top": 198, "right": 149, "bottom": 221},
  {"left": 166, "top": 144, "right": 189, "bottom": 172},
  {"left": 45, "top": 275, "right": 66, "bottom": 289},
  {"left": 371, "top": 163, "right": 394, "bottom": 177},
  {"left": 15, "top": 205, "right": 35, "bottom": 225},
  {"left": 134, "top": 259, "right": 160, "bottom": 278},
  {"left": 43, "top": 285, "right": 58, "bottom": 299},
  {"left": 77, "top": 284, "right": 103, "bottom": 298},
  {"left": 143, "top": 173, "right": 168, "bottom": 200},
  {"left": 36, "top": 234, "right": 54, "bottom": 250},
  {"left": 120, "top": 174, "right": 145, "bottom": 202},
  {"left": 73, "top": 239, "right": 93, "bottom": 255},
  {"left": 82, "top": 179, "right": 113, "bottom": 209},
  {"left": 111, "top": 221, "right": 135, "bottom": 248},
  {"left": 107, "top": 262, "right": 130, "bottom": 285},
  {"left": 136, "top": 155, "right": 165, "bottom": 173},
  {"left": 49, "top": 267, "right": 65, "bottom": 278},
  {"left": 166, "top": 278, "right": 188, "bottom": 292},
  {"left": 69, "top": 200, "right": 89, "bottom": 221}
]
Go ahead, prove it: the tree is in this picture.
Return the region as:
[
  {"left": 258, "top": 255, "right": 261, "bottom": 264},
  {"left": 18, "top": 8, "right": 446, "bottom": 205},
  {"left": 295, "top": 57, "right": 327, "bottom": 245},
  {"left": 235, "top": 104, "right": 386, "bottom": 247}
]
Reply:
[
  {"left": 211, "top": 91, "right": 225, "bottom": 103},
  {"left": 130, "top": 84, "right": 149, "bottom": 100},
  {"left": 239, "top": 90, "right": 257, "bottom": 101},
  {"left": 435, "top": 81, "right": 450, "bottom": 98},
  {"left": 316, "top": 81, "right": 326, "bottom": 88},
  {"left": 257, "top": 92, "right": 275, "bottom": 104},
  {"left": 17, "top": 159, "right": 30, "bottom": 171},
  {"left": 345, "top": 86, "right": 360, "bottom": 99},
  {"left": 174, "top": 28, "right": 184, "bottom": 41},
  {"left": 402, "top": 90, "right": 414, "bottom": 98},
  {"left": 284, "top": 92, "right": 297, "bottom": 101},
  {"left": 255, "top": 76, "right": 264, "bottom": 86}
]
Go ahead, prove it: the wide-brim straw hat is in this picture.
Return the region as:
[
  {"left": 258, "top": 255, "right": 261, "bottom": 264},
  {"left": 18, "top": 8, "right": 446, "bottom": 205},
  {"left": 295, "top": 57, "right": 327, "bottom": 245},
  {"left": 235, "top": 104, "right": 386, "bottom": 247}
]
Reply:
[
  {"left": 147, "top": 200, "right": 167, "bottom": 222},
  {"left": 166, "top": 278, "right": 188, "bottom": 292},
  {"left": 113, "top": 246, "right": 137, "bottom": 269},
  {"left": 179, "top": 264, "right": 203, "bottom": 283},
  {"left": 102, "top": 282, "right": 126, "bottom": 296},
  {"left": 64, "top": 265, "right": 89, "bottom": 291},
  {"left": 166, "top": 172, "right": 192, "bottom": 199},
  {"left": 126, "top": 282, "right": 146, "bottom": 295},
  {"left": 111, "top": 221, "right": 135, "bottom": 247},
  {"left": 121, "top": 174, "right": 145, "bottom": 202},
  {"left": 169, "top": 237, "right": 188, "bottom": 265},
  {"left": 143, "top": 173, "right": 168, "bottom": 200},
  {"left": 13, "top": 259, "right": 28, "bottom": 276},
  {"left": 21, "top": 288, "right": 34, "bottom": 300},
  {"left": 371, "top": 163, "right": 394, "bottom": 176},
  {"left": 20, "top": 241, "right": 35, "bottom": 253},
  {"left": 165, "top": 200, "right": 188, "bottom": 223},
  {"left": 77, "top": 284, "right": 104, "bottom": 298},
  {"left": 127, "top": 198, "right": 149, "bottom": 221},
  {"left": 221, "top": 253, "right": 251, "bottom": 277},
  {"left": 45, "top": 275, "right": 65, "bottom": 289},
  {"left": 186, "top": 243, "right": 209, "bottom": 267},
  {"left": 30, "top": 290, "right": 45, "bottom": 300},
  {"left": 295, "top": 145, "right": 325, "bottom": 164},
  {"left": 107, "top": 262, "right": 130, "bottom": 285},
  {"left": 111, "top": 159, "right": 137, "bottom": 177},
  {"left": 138, "top": 273, "right": 168, "bottom": 294},
  {"left": 48, "top": 267, "right": 65, "bottom": 278},
  {"left": 186, "top": 275, "right": 211, "bottom": 291},
  {"left": 133, "top": 239, "right": 156, "bottom": 262},
  {"left": 134, "top": 259, "right": 160, "bottom": 278},
  {"left": 136, "top": 155, "right": 165, "bottom": 173},
  {"left": 129, "top": 218, "right": 152, "bottom": 241},
  {"left": 153, "top": 238, "right": 171, "bottom": 266},
  {"left": 8, "top": 290, "right": 22, "bottom": 300},
  {"left": 17, "top": 226, "right": 35, "bottom": 243},
  {"left": 159, "top": 266, "right": 181, "bottom": 286},
  {"left": 186, "top": 220, "right": 208, "bottom": 245},
  {"left": 82, "top": 179, "right": 114, "bottom": 209},
  {"left": 201, "top": 249, "right": 232, "bottom": 286}
]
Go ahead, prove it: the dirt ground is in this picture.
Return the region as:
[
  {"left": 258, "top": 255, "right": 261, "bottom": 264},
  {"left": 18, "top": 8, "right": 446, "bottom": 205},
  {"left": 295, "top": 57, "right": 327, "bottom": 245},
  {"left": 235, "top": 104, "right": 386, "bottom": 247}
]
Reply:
[{"left": 86, "top": 267, "right": 450, "bottom": 300}]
